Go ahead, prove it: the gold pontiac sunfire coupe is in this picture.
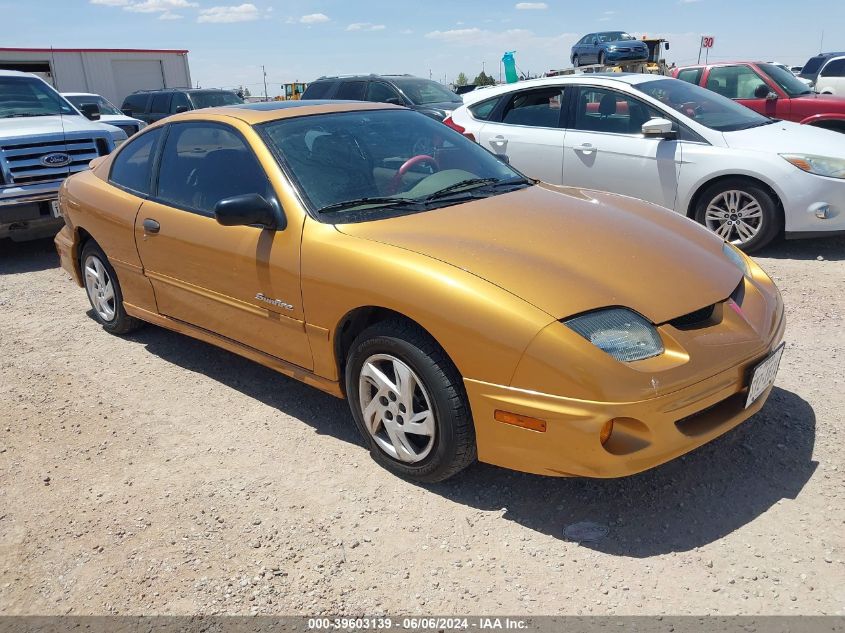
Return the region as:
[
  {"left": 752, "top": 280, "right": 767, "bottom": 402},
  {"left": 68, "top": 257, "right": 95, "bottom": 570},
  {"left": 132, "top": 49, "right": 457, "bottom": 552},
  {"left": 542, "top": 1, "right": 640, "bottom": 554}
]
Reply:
[{"left": 55, "top": 101, "right": 785, "bottom": 482}]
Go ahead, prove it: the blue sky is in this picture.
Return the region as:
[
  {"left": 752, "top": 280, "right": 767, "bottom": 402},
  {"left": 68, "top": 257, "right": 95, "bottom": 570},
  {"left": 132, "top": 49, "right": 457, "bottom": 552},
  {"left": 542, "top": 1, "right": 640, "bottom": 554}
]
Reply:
[{"left": 4, "top": 0, "right": 844, "bottom": 94}]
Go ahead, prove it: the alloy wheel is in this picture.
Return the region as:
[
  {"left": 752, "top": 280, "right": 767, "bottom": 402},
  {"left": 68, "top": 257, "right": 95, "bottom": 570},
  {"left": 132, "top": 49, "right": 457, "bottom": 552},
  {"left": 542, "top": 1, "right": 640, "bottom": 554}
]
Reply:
[
  {"left": 704, "top": 189, "right": 764, "bottom": 245},
  {"left": 358, "top": 353, "right": 435, "bottom": 463},
  {"left": 83, "top": 254, "right": 116, "bottom": 322}
]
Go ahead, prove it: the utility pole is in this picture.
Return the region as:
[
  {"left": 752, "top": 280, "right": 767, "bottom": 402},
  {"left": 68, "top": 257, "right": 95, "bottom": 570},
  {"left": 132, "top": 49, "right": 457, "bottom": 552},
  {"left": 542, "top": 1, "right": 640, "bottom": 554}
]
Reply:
[{"left": 262, "top": 65, "right": 268, "bottom": 101}]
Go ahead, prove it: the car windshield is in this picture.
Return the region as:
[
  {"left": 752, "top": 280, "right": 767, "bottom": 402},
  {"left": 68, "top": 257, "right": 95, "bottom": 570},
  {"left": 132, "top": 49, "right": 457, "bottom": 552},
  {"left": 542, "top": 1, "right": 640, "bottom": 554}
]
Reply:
[
  {"left": 635, "top": 78, "right": 771, "bottom": 132},
  {"left": 390, "top": 78, "right": 462, "bottom": 105},
  {"left": 758, "top": 63, "right": 813, "bottom": 96},
  {"left": 259, "top": 109, "right": 529, "bottom": 222},
  {"left": 65, "top": 94, "right": 123, "bottom": 116},
  {"left": 189, "top": 90, "right": 244, "bottom": 109},
  {"left": 602, "top": 32, "right": 637, "bottom": 42},
  {"left": 800, "top": 57, "right": 824, "bottom": 76},
  {"left": 0, "top": 76, "right": 77, "bottom": 118}
]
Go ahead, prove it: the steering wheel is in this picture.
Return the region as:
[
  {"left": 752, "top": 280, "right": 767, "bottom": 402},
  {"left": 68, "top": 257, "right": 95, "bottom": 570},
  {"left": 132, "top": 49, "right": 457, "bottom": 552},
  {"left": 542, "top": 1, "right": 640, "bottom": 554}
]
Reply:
[
  {"left": 681, "top": 101, "right": 701, "bottom": 118},
  {"left": 388, "top": 155, "right": 439, "bottom": 194}
]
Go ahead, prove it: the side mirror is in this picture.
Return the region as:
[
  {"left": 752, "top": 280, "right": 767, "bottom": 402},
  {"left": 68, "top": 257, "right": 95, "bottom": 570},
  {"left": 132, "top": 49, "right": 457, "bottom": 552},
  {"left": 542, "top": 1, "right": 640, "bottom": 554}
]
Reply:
[
  {"left": 753, "top": 84, "right": 776, "bottom": 99},
  {"left": 593, "top": 39, "right": 599, "bottom": 46},
  {"left": 174, "top": 105, "right": 189, "bottom": 114},
  {"left": 214, "top": 193, "right": 284, "bottom": 230},
  {"left": 385, "top": 97, "right": 403, "bottom": 106},
  {"left": 496, "top": 153, "right": 510, "bottom": 164},
  {"left": 79, "top": 103, "right": 101, "bottom": 121},
  {"left": 664, "top": 42, "right": 670, "bottom": 50},
  {"left": 642, "top": 117, "right": 677, "bottom": 139}
]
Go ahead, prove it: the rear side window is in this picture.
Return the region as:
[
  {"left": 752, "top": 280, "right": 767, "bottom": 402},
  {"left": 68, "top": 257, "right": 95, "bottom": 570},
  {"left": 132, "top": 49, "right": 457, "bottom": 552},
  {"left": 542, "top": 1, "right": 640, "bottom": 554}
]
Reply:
[
  {"left": 122, "top": 93, "right": 148, "bottom": 114},
  {"left": 109, "top": 127, "right": 162, "bottom": 196},
  {"left": 366, "top": 81, "right": 401, "bottom": 103},
  {"left": 468, "top": 97, "right": 500, "bottom": 121},
  {"left": 705, "top": 66, "right": 766, "bottom": 100},
  {"left": 501, "top": 88, "right": 565, "bottom": 128},
  {"left": 821, "top": 59, "right": 845, "bottom": 78},
  {"left": 302, "top": 81, "right": 336, "bottom": 99},
  {"left": 150, "top": 93, "right": 171, "bottom": 113},
  {"left": 676, "top": 68, "right": 703, "bottom": 85},
  {"left": 335, "top": 81, "right": 366, "bottom": 100}
]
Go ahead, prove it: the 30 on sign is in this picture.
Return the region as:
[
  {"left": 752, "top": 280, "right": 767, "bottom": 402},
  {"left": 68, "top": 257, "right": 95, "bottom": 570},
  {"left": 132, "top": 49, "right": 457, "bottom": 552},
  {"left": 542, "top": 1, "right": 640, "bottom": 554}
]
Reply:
[{"left": 701, "top": 35, "right": 715, "bottom": 48}]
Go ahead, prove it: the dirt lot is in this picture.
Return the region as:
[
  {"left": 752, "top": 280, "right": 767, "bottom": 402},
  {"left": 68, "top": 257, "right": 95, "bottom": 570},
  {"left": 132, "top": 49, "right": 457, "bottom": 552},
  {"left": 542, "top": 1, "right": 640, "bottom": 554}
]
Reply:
[{"left": 0, "top": 235, "right": 843, "bottom": 616}]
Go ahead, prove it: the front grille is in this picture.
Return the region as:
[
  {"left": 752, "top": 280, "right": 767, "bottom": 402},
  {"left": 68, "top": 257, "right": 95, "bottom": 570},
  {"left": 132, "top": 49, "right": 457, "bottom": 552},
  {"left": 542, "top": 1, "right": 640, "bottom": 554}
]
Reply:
[
  {"left": 114, "top": 124, "right": 138, "bottom": 137},
  {"left": 669, "top": 304, "right": 716, "bottom": 329},
  {"left": 0, "top": 135, "right": 105, "bottom": 186}
]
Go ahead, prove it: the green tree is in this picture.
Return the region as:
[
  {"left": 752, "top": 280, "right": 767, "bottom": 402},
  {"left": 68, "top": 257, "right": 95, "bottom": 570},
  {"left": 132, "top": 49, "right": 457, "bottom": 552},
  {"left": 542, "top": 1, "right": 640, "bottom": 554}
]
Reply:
[
  {"left": 473, "top": 71, "right": 496, "bottom": 86},
  {"left": 455, "top": 72, "right": 469, "bottom": 87}
]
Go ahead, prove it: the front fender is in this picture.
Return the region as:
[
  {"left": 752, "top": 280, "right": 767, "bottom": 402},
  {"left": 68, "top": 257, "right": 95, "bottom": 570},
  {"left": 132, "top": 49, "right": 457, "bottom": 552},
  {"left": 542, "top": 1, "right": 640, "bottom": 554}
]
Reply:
[{"left": 300, "top": 220, "right": 555, "bottom": 385}]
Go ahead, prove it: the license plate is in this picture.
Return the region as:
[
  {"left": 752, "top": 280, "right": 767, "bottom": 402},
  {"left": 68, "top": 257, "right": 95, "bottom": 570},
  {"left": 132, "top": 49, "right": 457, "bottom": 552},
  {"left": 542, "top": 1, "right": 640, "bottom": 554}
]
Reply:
[
  {"left": 745, "top": 343, "right": 784, "bottom": 408},
  {"left": 50, "top": 200, "right": 62, "bottom": 218}
]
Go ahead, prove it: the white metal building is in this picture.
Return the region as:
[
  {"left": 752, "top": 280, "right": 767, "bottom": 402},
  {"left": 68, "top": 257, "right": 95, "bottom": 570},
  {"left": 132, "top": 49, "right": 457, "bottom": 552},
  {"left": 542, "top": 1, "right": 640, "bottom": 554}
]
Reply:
[{"left": 0, "top": 47, "right": 192, "bottom": 107}]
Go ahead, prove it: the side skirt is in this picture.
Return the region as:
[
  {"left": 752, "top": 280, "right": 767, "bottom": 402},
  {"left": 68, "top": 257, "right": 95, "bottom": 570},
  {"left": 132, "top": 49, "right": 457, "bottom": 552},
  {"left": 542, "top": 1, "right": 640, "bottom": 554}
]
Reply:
[{"left": 124, "top": 303, "right": 345, "bottom": 399}]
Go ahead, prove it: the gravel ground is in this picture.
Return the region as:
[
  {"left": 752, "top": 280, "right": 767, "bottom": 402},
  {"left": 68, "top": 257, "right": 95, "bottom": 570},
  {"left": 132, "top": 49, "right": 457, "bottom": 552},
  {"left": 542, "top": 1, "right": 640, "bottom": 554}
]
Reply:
[{"left": 0, "top": 235, "right": 843, "bottom": 616}]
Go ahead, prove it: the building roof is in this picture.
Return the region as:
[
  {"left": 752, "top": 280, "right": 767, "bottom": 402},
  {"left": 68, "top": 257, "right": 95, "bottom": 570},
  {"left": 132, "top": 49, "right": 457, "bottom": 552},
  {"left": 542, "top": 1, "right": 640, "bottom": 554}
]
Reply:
[{"left": 0, "top": 47, "right": 189, "bottom": 54}]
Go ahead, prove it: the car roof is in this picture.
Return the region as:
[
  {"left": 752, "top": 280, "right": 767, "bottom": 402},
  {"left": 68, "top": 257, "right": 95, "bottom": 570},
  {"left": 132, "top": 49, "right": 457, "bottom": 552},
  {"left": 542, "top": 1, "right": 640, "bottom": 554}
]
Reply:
[
  {"left": 312, "top": 74, "right": 419, "bottom": 81},
  {"left": 459, "top": 74, "right": 664, "bottom": 105},
  {"left": 162, "top": 100, "right": 405, "bottom": 125}
]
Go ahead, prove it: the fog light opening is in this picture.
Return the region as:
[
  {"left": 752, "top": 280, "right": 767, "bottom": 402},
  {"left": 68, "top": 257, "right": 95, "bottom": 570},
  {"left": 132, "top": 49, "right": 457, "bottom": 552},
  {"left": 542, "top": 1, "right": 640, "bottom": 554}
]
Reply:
[
  {"left": 600, "top": 420, "right": 615, "bottom": 445},
  {"left": 810, "top": 202, "right": 831, "bottom": 219},
  {"left": 494, "top": 410, "right": 547, "bottom": 433}
]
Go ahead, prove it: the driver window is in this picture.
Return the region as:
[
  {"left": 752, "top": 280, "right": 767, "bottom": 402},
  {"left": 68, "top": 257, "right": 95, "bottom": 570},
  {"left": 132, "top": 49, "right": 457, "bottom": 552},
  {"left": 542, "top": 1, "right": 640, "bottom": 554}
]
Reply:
[
  {"left": 706, "top": 66, "right": 767, "bottom": 99},
  {"left": 572, "top": 87, "right": 664, "bottom": 135},
  {"left": 366, "top": 82, "right": 400, "bottom": 103},
  {"left": 156, "top": 122, "right": 272, "bottom": 216}
]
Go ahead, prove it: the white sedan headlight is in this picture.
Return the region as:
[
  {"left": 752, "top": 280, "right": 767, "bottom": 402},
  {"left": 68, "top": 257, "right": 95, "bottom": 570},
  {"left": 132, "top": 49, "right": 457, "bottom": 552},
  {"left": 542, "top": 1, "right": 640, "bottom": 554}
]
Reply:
[
  {"left": 781, "top": 154, "right": 845, "bottom": 179},
  {"left": 564, "top": 308, "right": 664, "bottom": 362}
]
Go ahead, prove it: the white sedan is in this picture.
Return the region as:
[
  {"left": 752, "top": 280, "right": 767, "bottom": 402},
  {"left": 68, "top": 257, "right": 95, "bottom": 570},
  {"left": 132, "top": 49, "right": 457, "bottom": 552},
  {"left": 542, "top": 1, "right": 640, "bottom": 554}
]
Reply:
[{"left": 446, "top": 74, "right": 845, "bottom": 251}]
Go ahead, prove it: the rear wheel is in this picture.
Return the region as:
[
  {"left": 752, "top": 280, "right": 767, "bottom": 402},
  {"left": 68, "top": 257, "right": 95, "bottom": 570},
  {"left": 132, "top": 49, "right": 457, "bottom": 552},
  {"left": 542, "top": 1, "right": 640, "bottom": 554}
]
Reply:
[
  {"left": 694, "top": 179, "right": 781, "bottom": 252},
  {"left": 81, "top": 241, "right": 143, "bottom": 335},
  {"left": 572, "top": 55, "right": 580, "bottom": 68},
  {"left": 345, "top": 320, "right": 476, "bottom": 483}
]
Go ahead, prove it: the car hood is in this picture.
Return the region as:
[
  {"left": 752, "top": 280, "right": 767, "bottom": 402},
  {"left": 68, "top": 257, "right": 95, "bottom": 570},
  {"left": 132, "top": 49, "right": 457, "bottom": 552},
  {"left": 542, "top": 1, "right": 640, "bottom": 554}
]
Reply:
[
  {"left": 722, "top": 119, "right": 845, "bottom": 155},
  {"left": 0, "top": 114, "right": 112, "bottom": 140},
  {"left": 336, "top": 184, "right": 741, "bottom": 323},
  {"left": 791, "top": 92, "right": 845, "bottom": 110}
]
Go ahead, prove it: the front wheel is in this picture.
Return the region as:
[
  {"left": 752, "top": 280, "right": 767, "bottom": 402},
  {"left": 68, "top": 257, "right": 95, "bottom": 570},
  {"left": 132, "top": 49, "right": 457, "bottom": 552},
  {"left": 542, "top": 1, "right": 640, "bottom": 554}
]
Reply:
[
  {"left": 694, "top": 179, "right": 782, "bottom": 252},
  {"left": 81, "top": 241, "right": 143, "bottom": 335},
  {"left": 345, "top": 320, "right": 476, "bottom": 483}
]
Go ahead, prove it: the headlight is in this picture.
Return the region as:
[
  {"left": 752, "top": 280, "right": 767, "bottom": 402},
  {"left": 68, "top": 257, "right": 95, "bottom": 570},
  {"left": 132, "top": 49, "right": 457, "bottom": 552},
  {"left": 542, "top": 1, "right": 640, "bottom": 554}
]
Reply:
[
  {"left": 564, "top": 308, "right": 664, "bottom": 362},
  {"left": 607, "top": 45, "right": 618, "bottom": 51},
  {"left": 723, "top": 242, "right": 751, "bottom": 278},
  {"left": 781, "top": 154, "right": 845, "bottom": 179}
]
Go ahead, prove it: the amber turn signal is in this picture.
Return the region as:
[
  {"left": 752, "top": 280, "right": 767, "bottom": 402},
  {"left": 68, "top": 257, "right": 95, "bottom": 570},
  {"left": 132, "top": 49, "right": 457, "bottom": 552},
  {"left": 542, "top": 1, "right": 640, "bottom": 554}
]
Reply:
[
  {"left": 494, "top": 410, "right": 547, "bottom": 433},
  {"left": 600, "top": 420, "right": 615, "bottom": 445}
]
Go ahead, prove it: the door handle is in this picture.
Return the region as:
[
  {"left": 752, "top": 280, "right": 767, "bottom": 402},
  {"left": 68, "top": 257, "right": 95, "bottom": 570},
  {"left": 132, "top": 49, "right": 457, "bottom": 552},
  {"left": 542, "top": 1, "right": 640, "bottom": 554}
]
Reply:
[
  {"left": 489, "top": 135, "right": 508, "bottom": 146},
  {"left": 576, "top": 143, "right": 596, "bottom": 154},
  {"left": 143, "top": 218, "right": 160, "bottom": 234}
]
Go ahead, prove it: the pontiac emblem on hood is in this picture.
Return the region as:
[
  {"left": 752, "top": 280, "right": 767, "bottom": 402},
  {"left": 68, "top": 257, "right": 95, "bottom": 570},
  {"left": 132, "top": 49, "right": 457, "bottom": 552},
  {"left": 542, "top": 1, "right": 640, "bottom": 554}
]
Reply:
[{"left": 40, "top": 152, "right": 72, "bottom": 168}]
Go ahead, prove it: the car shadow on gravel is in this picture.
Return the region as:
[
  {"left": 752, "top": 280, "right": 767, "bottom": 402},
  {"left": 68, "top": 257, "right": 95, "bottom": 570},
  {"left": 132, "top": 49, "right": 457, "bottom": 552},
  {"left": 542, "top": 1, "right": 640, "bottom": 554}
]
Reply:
[
  {"left": 122, "top": 324, "right": 362, "bottom": 446},
  {"left": 0, "top": 238, "right": 60, "bottom": 274},
  {"left": 426, "top": 386, "right": 817, "bottom": 557},
  {"left": 123, "top": 322, "right": 815, "bottom": 558},
  {"left": 757, "top": 234, "right": 845, "bottom": 261}
]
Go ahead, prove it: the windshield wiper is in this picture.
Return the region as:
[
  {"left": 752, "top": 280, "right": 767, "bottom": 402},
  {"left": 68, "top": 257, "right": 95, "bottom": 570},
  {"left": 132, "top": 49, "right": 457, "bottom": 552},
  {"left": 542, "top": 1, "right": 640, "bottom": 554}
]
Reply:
[
  {"left": 1, "top": 113, "right": 53, "bottom": 118},
  {"left": 318, "top": 196, "right": 420, "bottom": 214},
  {"left": 424, "top": 178, "right": 500, "bottom": 201}
]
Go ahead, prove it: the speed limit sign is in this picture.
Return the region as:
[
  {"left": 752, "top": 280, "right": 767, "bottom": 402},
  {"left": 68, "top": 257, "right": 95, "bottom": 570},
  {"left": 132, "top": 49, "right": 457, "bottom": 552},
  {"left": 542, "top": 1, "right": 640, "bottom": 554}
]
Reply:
[{"left": 701, "top": 36, "right": 715, "bottom": 48}]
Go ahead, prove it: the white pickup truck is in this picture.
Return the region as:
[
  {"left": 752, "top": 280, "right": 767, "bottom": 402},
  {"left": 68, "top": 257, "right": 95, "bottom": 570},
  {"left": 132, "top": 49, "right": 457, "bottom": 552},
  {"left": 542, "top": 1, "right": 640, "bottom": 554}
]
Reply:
[{"left": 1, "top": 70, "right": 127, "bottom": 241}]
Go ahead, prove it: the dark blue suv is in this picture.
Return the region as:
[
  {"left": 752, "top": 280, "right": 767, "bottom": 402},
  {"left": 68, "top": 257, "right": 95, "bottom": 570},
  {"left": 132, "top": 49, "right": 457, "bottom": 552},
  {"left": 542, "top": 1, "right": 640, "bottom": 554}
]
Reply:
[{"left": 570, "top": 32, "right": 649, "bottom": 67}]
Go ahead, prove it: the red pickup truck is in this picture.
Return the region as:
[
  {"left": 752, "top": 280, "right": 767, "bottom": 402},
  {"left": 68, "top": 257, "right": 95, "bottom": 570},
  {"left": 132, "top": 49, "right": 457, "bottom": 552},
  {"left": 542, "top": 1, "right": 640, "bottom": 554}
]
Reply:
[{"left": 672, "top": 61, "right": 845, "bottom": 133}]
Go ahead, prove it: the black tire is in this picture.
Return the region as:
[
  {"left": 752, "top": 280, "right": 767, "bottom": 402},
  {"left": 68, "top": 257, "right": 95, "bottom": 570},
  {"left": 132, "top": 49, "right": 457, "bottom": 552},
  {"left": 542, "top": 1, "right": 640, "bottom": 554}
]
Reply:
[
  {"left": 572, "top": 55, "right": 579, "bottom": 68},
  {"left": 345, "top": 319, "right": 476, "bottom": 483},
  {"left": 693, "top": 178, "right": 782, "bottom": 253},
  {"left": 80, "top": 241, "right": 143, "bottom": 335}
]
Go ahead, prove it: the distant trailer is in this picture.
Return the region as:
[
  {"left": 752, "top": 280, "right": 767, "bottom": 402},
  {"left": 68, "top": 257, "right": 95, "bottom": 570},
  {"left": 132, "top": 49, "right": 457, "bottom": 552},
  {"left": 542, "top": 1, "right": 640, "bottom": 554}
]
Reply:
[{"left": 0, "top": 47, "right": 191, "bottom": 107}]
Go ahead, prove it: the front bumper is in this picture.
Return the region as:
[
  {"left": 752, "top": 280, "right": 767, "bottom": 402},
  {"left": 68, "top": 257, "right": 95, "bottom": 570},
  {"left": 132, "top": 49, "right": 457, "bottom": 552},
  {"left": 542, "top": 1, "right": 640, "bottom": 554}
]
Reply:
[
  {"left": 778, "top": 166, "right": 845, "bottom": 234},
  {"left": 466, "top": 308, "right": 786, "bottom": 478},
  {"left": 605, "top": 50, "right": 649, "bottom": 63},
  {"left": 0, "top": 182, "right": 64, "bottom": 240}
]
